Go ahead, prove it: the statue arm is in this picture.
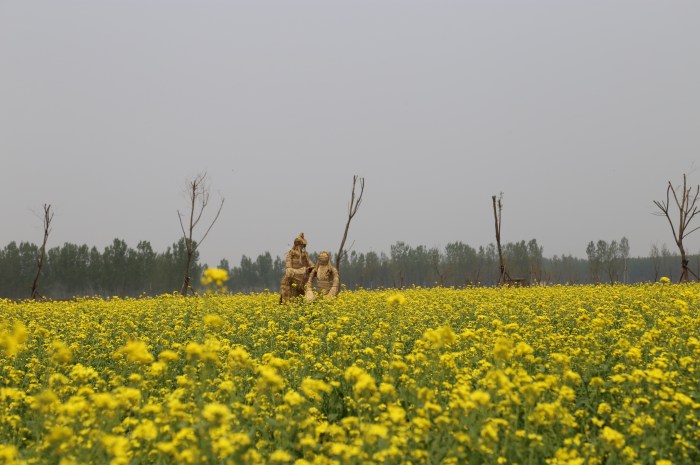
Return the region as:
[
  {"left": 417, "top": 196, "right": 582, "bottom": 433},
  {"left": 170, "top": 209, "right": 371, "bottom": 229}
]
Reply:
[
  {"left": 329, "top": 267, "right": 340, "bottom": 297},
  {"left": 305, "top": 269, "right": 316, "bottom": 291}
]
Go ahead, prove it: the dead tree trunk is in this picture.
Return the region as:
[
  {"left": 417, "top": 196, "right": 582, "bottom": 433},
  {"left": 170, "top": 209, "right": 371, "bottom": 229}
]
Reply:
[
  {"left": 31, "top": 204, "right": 53, "bottom": 300},
  {"left": 492, "top": 194, "right": 510, "bottom": 285},
  {"left": 336, "top": 175, "right": 364, "bottom": 273},
  {"left": 178, "top": 173, "right": 224, "bottom": 296},
  {"left": 653, "top": 174, "right": 700, "bottom": 282}
]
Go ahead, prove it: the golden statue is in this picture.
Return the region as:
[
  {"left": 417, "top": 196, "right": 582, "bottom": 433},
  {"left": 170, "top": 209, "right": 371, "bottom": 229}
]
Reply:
[
  {"left": 279, "top": 233, "right": 314, "bottom": 303},
  {"left": 305, "top": 251, "right": 340, "bottom": 301}
]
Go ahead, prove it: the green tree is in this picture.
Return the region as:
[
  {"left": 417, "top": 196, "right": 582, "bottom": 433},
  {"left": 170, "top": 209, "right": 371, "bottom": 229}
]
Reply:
[
  {"left": 130, "top": 241, "right": 156, "bottom": 295},
  {"left": 102, "top": 239, "right": 130, "bottom": 296},
  {"left": 255, "top": 252, "right": 275, "bottom": 290}
]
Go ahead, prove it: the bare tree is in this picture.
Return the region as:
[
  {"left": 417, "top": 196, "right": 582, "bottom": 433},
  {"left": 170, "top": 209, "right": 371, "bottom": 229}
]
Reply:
[
  {"left": 31, "top": 204, "right": 53, "bottom": 300},
  {"left": 336, "top": 175, "right": 364, "bottom": 272},
  {"left": 653, "top": 173, "right": 700, "bottom": 282},
  {"left": 178, "top": 173, "right": 224, "bottom": 295},
  {"left": 492, "top": 193, "right": 510, "bottom": 285}
]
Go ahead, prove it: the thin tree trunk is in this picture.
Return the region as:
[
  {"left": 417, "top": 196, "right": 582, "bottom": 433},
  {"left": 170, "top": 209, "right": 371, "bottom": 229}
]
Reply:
[
  {"left": 31, "top": 204, "right": 53, "bottom": 300},
  {"left": 679, "top": 243, "right": 688, "bottom": 283},
  {"left": 336, "top": 175, "right": 364, "bottom": 272},
  {"left": 177, "top": 173, "right": 224, "bottom": 296},
  {"left": 492, "top": 195, "right": 506, "bottom": 284}
]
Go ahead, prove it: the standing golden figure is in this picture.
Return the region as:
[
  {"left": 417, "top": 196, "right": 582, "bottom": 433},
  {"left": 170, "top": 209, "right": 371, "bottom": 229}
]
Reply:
[{"left": 279, "top": 233, "right": 314, "bottom": 303}]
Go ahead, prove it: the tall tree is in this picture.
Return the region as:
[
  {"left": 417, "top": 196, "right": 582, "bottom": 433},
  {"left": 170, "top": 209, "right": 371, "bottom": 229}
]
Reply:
[
  {"left": 178, "top": 173, "right": 224, "bottom": 295},
  {"left": 649, "top": 243, "right": 661, "bottom": 282},
  {"left": 30, "top": 204, "right": 53, "bottom": 299},
  {"left": 131, "top": 241, "right": 156, "bottom": 295},
  {"left": 492, "top": 193, "right": 512, "bottom": 284},
  {"left": 102, "top": 239, "right": 130, "bottom": 296},
  {"left": 586, "top": 241, "right": 599, "bottom": 283},
  {"left": 255, "top": 252, "right": 275, "bottom": 290},
  {"left": 653, "top": 174, "right": 700, "bottom": 282},
  {"left": 444, "top": 242, "right": 478, "bottom": 286},
  {"left": 527, "top": 239, "right": 544, "bottom": 283},
  {"left": 619, "top": 237, "right": 630, "bottom": 283},
  {"left": 336, "top": 175, "right": 364, "bottom": 272}
]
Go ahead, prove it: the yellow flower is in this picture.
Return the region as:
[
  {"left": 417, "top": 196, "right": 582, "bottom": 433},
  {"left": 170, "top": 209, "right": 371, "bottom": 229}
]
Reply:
[
  {"left": 354, "top": 372, "right": 377, "bottom": 396},
  {"left": 213, "top": 436, "right": 235, "bottom": 458},
  {"left": 50, "top": 340, "right": 73, "bottom": 364},
  {"left": 284, "top": 389, "right": 305, "bottom": 407},
  {"left": 493, "top": 337, "right": 513, "bottom": 360},
  {"left": 158, "top": 349, "right": 178, "bottom": 363},
  {"left": 364, "top": 424, "right": 389, "bottom": 444},
  {"left": 202, "top": 402, "right": 232, "bottom": 425},
  {"left": 386, "top": 293, "right": 406, "bottom": 306},
  {"left": 228, "top": 346, "right": 254, "bottom": 369},
  {"left": 269, "top": 450, "right": 293, "bottom": 463},
  {"left": 422, "top": 326, "right": 457, "bottom": 349},
  {"left": 184, "top": 342, "right": 204, "bottom": 360},
  {"left": 115, "top": 340, "right": 154, "bottom": 364},
  {"left": 597, "top": 402, "right": 612, "bottom": 415},
  {"left": 46, "top": 425, "right": 73, "bottom": 444},
  {"left": 0, "top": 322, "right": 28, "bottom": 357},
  {"left": 470, "top": 390, "right": 491, "bottom": 406},
  {"left": 149, "top": 361, "right": 167, "bottom": 376},
  {"left": 203, "top": 314, "right": 225, "bottom": 329},
  {"left": 257, "top": 365, "right": 285, "bottom": 392},
  {"left": 513, "top": 341, "right": 534, "bottom": 357},
  {"left": 600, "top": 426, "right": 625, "bottom": 450},
  {"left": 201, "top": 268, "right": 229, "bottom": 287},
  {"left": 132, "top": 419, "right": 158, "bottom": 441},
  {"left": 101, "top": 434, "right": 131, "bottom": 461},
  {"left": 548, "top": 447, "right": 584, "bottom": 465},
  {"left": 300, "top": 377, "right": 332, "bottom": 402},
  {"left": 387, "top": 404, "right": 406, "bottom": 423},
  {"left": 480, "top": 419, "right": 504, "bottom": 443},
  {"left": 0, "top": 445, "right": 26, "bottom": 465}
]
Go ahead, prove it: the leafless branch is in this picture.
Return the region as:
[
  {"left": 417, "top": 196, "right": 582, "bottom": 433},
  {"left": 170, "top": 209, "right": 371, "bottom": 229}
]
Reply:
[
  {"left": 199, "top": 197, "right": 225, "bottom": 245},
  {"left": 31, "top": 204, "right": 53, "bottom": 300},
  {"left": 178, "top": 172, "right": 225, "bottom": 295},
  {"left": 653, "top": 173, "right": 700, "bottom": 281},
  {"left": 336, "top": 175, "right": 365, "bottom": 272}
]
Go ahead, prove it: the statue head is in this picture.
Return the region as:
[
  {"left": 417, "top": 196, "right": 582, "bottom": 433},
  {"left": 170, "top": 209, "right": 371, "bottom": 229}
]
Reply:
[
  {"left": 293, "top": 232, "right": 307, "bottom": 248},
  {"left": 318, "top": 251, "right": 330, "bottom": 265}
]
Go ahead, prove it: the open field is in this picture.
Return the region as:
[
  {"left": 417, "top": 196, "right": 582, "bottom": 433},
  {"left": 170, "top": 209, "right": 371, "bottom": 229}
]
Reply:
[{"left": 1, "top": 284, "right": 699, "bottom": 464}]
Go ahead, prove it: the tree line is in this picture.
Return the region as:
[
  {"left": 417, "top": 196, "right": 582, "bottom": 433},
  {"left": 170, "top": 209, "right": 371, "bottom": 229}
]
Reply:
[
  {"left": 0, "top": 238, "right": 201, "bottom": 299},
  {"left": 0, "top": 236, "right": 695, "bottom": 299},
  {"left": 7, "top": 173, "right": 698, "bottom": 298}
]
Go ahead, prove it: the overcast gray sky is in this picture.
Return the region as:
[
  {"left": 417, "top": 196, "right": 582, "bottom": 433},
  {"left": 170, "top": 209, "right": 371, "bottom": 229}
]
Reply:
[{"left": 2, "top": 1, "right": 699, "bottom": 267}]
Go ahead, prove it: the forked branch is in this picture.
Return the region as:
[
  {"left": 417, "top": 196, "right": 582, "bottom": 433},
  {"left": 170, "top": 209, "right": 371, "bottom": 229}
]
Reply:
[
  {"left": 178, "top": 173, "right": 225, "bottom": 295},
  {"left": 336, "top": 175, "right": 365, "bottom": 272},
  {"left": 653, "top": 174, "right": 700, "bottom": 282}
]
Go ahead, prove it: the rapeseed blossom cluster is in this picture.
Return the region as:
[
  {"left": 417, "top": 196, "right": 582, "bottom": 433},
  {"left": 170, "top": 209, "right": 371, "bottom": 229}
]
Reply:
[
  {"left": 1, "top": 284, "right": 700, "bottom": 464},
  {"left": 200, "top": 268, "right": 229, "bottom": 293}
]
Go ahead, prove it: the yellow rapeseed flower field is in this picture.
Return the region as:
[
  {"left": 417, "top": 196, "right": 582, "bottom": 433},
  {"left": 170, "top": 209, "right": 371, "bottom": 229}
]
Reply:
[{"left": 1, "top": 284, "right": 699, "bottom": 464}]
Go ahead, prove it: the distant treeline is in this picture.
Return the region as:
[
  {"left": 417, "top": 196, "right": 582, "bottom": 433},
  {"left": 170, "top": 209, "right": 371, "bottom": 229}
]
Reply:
[
  {"left": 0, "top": 239, "right": 203, "bottom": 299},
  {"left": 0, "top": 237, "right": 694, "bottom": 299}
]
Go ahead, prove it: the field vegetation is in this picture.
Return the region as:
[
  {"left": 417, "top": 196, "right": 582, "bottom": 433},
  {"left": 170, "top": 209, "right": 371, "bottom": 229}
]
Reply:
[{"left": 1, "top": 283, "right": 699, "bottom": 464}]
